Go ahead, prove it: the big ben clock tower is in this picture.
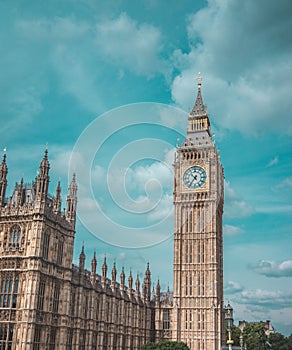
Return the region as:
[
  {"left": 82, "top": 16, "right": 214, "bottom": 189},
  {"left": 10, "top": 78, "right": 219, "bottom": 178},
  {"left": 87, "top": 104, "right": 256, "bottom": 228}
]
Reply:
[{"left": 172, "top": 74, "right": 224, "bottom": 350}]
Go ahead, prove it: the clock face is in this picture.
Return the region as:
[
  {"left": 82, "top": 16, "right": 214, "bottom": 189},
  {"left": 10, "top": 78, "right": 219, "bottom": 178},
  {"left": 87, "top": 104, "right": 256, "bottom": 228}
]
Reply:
[{"left": 183, "top": 166, "right": 207, "bottom": 189}]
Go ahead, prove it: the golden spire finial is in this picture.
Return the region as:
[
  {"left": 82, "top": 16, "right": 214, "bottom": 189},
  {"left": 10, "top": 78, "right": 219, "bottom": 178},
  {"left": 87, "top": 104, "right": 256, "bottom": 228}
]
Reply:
[{"left": 197, "top": 72, "right": 202, "bottom": 87}]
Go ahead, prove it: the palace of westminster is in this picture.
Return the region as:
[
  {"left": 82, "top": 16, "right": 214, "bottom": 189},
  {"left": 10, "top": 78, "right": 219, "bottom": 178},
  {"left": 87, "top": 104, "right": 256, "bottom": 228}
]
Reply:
[{"left": 0, "top": 77, "right": 227, "bottom": 349}]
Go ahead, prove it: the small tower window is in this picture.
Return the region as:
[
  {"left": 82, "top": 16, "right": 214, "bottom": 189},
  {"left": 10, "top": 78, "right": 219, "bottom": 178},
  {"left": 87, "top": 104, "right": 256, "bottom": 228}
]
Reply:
[
  {"left": 0, "top": 323, "right": 14, "bottom": 349},
  {"left": 52, "top": 283, "right": 60, "bottom": 314},
  {"left": 37, "top": 280, "right": 45, "bottom": 311},
  {"left": 163, "top": 309, "right": 170, "bottom": 330},
  {"left": 42, "top": 232, "right": 50, "bottom": 260},
  {"left": 33, "top": 325, "right": 41, "bottom": 350},
  {"left": 56, "top": 239, "right": 64, "bottom": 265},
  {"left": 9, "top": 226, "right": 21, "bottom": 248}
]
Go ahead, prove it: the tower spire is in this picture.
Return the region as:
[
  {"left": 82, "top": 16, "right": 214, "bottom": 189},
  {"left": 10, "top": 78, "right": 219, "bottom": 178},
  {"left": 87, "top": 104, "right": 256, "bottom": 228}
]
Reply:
[
  {"left": 91, "top": 250, "right": 97, "bottom": 284},
  {"left": 79, "top": 244, "right": 85, "bottom": 272},
  {"left": 35, "top": 149, "right": 50, "bottom": 203},
  {"left": 102, "top": 255, "right": 107, "bottom": 287},
  {"left": 187, "top": 72, "right": 211, "bottom": 138},
  {"left": 66, "top": 173, "right": 77, "bottom": 226},
  {"left": 0, "top": 148, "right": 8, "bottom": 207},
  {"left": 190, "top": 72, "right": 207, "bottom": 117},
  {"left": 53, "top": 181, "right": 61, "bottom": 213}
]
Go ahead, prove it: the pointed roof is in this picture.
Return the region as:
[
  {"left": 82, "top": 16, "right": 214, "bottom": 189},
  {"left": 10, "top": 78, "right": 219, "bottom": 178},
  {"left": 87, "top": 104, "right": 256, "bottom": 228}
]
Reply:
[
  {"left": 68, "top": 173, "right": 77, "bottom": 196},
  {"left": 92, "top": 250, "right": 97, "bottom": 263},
  {"left": 79, "top": 243, "right": 85, "bottom": 260},
  {"left": 0, "top": 148, "right": 8, "bottom": 174},
  {"left": 40, "top": 148, "right": 49, "bottom": 168},
  {"left": 190, "top": 72, "right": 207, "bottom": 117}
]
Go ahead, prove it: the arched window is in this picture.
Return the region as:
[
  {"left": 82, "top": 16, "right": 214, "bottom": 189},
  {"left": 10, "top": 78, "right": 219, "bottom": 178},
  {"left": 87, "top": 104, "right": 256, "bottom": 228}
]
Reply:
[{"left": 9, "top": 226, "right": 21, "bottom": 248}]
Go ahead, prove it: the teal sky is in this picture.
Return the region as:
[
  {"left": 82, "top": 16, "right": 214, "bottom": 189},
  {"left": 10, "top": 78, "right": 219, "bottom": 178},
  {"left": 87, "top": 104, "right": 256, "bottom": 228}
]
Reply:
[{"left": 1, "top": 0, "right": 292, "bottom": 336}]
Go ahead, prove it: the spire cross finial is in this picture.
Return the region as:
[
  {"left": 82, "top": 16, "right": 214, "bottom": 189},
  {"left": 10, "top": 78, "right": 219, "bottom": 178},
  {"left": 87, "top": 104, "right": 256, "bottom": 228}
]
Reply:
[
  {"left": 3, "top": 147, "right": 6, "bottom": 161},
  {"left": 197, "top": 72, "right": 202, "bottom": 87}
]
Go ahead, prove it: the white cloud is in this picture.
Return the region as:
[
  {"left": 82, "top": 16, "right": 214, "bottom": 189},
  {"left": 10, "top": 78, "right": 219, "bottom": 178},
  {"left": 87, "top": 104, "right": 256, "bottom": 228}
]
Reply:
[
  {"left": 251, "top": 260, "right": 292, "bottom": 278},
  {"left": 273, "top": 177, "right": 292, "bottom": 190},
  {"left": 239, "top": 289, "right": 292, "bottom": 310},
  {"left": 224, "top": 283, "right": 292, "bottom": 332},
  {"left": 127, "top": 160, "right": 173, "bottom": 191},
  {"left": 171, "top": 0, "right": 292, "bottom": 136},
  {"left": 95, "top": 13, "right": 170, "bottom": 78},
  {"left": 224, "top": 181, "right": 254, "bottom": 218},
  {"left": 224, "top": 281, "right": 244, "bottom": 294},
  {"left": 267, "top": 156, "right": 279, "bottom": 167},
  {"left": 224, "top": 224, "right": 244, "bottom": 237},
  {"left": 147, "top": 193, "right": 173, "bottom": 222}
]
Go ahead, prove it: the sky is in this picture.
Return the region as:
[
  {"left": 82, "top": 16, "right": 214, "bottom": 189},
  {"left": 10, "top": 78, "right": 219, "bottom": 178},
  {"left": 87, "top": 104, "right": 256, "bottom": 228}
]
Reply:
[{"left": 1, "top": 0, "right": 292, "bottom": 336}]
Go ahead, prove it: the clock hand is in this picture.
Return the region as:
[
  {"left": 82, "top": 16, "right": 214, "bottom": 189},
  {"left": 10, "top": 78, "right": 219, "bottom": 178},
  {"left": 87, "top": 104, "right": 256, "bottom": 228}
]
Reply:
[{"left": 190, "top": 175, "right": 197, "bottom": 186}]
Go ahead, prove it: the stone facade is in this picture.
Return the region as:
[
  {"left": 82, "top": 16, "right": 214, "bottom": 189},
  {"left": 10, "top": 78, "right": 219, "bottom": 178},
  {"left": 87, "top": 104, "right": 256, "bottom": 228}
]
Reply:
[
  {"left": 0, "top": 77, "right": 225, "bottom": 350},
  {"left": 0, "top": 151, "right": 154, "bottom": 349}
]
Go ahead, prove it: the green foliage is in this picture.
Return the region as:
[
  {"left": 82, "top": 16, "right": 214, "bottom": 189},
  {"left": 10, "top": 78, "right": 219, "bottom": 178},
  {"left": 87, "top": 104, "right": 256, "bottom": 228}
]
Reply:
[
  {"left": 241, "top": 322, "right": 292, "bottom": 350},
  {"left": 287, "top": 334, "right": 292, "bottom": 350},
  {"left": 229, "top": 325, "right": 242, "bottom": 346},
  {"left": 243, "top": 322, "right": 267, "bottom": 350},
  {"left": 142, "top": 340, "right": 190, "bottom": 350},
  {"left": 269, "top": 332, "right": 289, "bottom": 350}
]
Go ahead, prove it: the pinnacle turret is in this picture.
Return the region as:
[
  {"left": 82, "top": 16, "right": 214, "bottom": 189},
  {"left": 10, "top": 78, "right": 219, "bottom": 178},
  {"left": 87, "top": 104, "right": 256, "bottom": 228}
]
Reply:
[
  {"left": 53, "top": 181, "right": 61, "bottom": 213},
  {"left": 16, "top": 178, "right": 24, "bottom": 207},
  {"left": 111, "top": 261, "right": 117, "bottom": 283},
  {"left": 135, "top": 274, "right": 140, "bottom": 297},
  {"left": 120, "top": 266, "right": 125, "bottom": 288},
  {"left": 79, "top": 244, "right": 85, "bottom": 272},
  {"left": 66, "top": 173, "right": 77, "bottom": 226},
  {"left": 128, "top": 269, "right": 133, "bottom": 290},
  {"left": 102, "top": 256, "right": 107, "bottom": 287},
  {"left": 143, "top": 262, "right": 151, "bottom": 302},
  {"left": 89, "top": 251, "right": 97, "bottom": 285},
  {"left": 35, "top": 149, "right": 50, "bottom": 202},
  {"left": 0, "top": 149, "right": 8, "bottom": 206}
]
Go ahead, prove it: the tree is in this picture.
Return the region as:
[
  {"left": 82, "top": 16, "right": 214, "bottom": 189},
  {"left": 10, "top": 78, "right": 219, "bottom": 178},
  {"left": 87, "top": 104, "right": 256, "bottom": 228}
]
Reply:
[
  {"left": 142, "top": 340, "right": 190, "bottom": 349},
  {"left": 287, "top": 334, "right": 292, "bottom": 350},
  {"left": 243, "top": 322, "right": 267, "bottom": 350},
  {"left": 269, "top": 332, "right": 288, "bottom": 350},
  {"left": 230, "top": 325, "right": 242, "bottom": 346}
]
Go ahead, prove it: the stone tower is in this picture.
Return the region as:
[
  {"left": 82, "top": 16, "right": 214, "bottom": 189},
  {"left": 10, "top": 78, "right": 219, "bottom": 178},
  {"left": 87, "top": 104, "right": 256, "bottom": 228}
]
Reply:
[
  {"left": 0, "top": 150, "right": 77, "bottom": 349},
  {"left": 172, "top": 74, "right": 224, "bottom": 350}
]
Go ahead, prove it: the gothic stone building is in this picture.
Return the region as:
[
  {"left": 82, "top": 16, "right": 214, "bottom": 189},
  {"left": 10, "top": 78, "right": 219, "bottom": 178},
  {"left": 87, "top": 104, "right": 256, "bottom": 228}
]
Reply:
[{"left": 0, "top": 76, "right": 225, "bottom": 350}]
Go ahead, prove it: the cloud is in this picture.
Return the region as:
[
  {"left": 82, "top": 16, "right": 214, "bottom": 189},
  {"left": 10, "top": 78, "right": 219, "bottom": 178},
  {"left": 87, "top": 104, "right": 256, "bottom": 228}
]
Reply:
[
  {"left": 147, "top": 193, "right": 173, "bottom": 222},
  {"left": 239, "top": 289, "right": 292, "bottom": 310},
  {"left": 224, "top": 224, "right": 244, "bottom": 237},
  {"left": 95, "top": 13, "right": 171, "bottom": 78},
  {"left": 225, "top": 285, "right": 292, "bottom": 313},
  {"left": 224, "top": 281, "right": 244, "bottom": 294},
  {"left": 127, "top": 159, "right": 173, "bottom": 192},
  {"left": 171, "top": 0, "right": 292, "bottom": 136},
  {"left": 267, "top": 156, "right": 279, "bottom": 167},
  {"left": 251, "top": 260, "right": 292, "bottom": 278},
  {"left": 273, "top": 177, "right": 292, "bottom": 191},
  {"left": 224, "top": 181, "right": 254, "bottom": 218}
]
